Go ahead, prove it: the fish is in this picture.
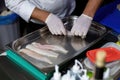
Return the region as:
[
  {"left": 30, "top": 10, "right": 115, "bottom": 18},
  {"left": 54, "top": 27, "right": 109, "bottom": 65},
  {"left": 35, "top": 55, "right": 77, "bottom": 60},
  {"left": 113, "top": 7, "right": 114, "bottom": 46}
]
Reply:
[
  {"left": 26, "top": 44, "right": 59, "bottom": 58},
  {"left": 19, "top": 48, "right": 53, "bottom": 64},
  {"left": 32, "top": 42, "right": 68, "bottom": 54}
]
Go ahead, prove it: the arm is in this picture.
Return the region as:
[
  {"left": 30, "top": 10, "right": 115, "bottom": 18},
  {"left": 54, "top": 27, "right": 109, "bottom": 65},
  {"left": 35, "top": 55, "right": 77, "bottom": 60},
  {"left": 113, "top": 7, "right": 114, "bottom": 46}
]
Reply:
[
  {"left": 5, "top": 0, "right": 36, "bottom": 22},
  {"left": 5, "top": 0, "right": 49, "bottom": 22},
  {"left": 83, "top": 0, "right": 103, "bottom": 18},
  {"left": 5, "top": 0, "right": 66, "bottom": 35},
  {"left": 5, "top": 0, "right": 51, "bottom": 22},
  {"left": 31, "top": 7, "right": 50, "bottom": 22},
  {"left": 71, "top": 0, "right": 103, "bottom": 38},
  {"left": 31, "top": 7, "right": 66, "bottom": 35}
]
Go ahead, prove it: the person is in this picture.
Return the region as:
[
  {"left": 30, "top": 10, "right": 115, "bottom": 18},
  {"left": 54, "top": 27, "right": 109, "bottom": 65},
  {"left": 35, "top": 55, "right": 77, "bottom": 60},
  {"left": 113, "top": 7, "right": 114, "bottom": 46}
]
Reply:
[{"left": 5, "top": 0, "right": 103, "bottom": 38}]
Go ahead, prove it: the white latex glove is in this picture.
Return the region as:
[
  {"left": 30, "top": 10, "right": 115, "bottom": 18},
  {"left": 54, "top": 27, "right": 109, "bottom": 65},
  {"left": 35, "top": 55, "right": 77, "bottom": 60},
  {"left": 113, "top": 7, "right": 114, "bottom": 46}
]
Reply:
[
  {"left": 71, "top": 14, "right": 93, "bottom": 38},
  {"left": 45, "top": 13, "right": 66, "bottom": 35}
]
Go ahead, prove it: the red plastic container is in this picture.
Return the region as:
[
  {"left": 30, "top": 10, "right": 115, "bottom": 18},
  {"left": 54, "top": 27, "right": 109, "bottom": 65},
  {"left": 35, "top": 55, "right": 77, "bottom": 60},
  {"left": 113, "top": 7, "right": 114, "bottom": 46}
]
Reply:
[{"left": 86, "top": 47, "right": 120, "bottom": 63}]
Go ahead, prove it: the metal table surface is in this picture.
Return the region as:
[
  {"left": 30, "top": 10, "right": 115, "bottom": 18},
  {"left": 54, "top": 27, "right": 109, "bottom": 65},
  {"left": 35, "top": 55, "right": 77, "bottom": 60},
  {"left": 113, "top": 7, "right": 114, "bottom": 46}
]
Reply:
[
  {"left": 0, "top": 29, "right": 107, "bottom": 80},
  {"left": 6, "top": 21, "right": 108, "bottom": 74},
  {"left": 0, "top": 32, "right": 119, "bottom": 80}
]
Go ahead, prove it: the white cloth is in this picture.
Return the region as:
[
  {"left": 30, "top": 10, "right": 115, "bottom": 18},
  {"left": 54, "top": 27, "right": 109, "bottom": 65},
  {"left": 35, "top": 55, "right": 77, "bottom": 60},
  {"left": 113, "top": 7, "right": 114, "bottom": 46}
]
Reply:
[{"left": 5, "top": 0, "right": 75, "bottom": 22}]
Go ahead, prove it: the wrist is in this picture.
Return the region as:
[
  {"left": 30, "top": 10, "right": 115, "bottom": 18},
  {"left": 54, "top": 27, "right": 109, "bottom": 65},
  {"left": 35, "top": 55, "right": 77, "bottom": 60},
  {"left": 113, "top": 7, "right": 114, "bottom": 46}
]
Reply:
[
  {"left": 45, "top": 13, "right": 53, "bottom": 23},
  {"left": 81, "top": 14, "right": 93, "bottom": 20}
]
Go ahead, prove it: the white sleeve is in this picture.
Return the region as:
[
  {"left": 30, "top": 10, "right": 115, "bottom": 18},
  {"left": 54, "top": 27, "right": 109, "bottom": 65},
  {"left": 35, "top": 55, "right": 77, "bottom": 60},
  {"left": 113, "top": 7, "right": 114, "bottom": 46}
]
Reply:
[{"left": 5, "top": 0, "right": 35, "bottom": 22}]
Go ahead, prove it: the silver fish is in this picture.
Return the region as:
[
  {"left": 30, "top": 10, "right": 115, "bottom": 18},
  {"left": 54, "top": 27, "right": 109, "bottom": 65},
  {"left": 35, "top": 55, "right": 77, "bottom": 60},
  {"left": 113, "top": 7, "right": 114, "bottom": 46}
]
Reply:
[
  {"left": 32, "top": 42, "right": 68, "bottom": 54},
  {"left": 19, "top": 48, "right": 53, "bottom": 64},
  {"left": 26, "top": 44, "right": 59, "bottom": 58}
]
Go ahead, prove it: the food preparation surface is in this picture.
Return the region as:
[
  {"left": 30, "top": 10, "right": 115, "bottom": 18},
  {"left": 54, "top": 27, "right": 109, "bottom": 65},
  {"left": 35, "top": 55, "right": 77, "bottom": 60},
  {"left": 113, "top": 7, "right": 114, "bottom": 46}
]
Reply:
[{"left": 7, "top": 22, "right": 107, "bottom": 73}]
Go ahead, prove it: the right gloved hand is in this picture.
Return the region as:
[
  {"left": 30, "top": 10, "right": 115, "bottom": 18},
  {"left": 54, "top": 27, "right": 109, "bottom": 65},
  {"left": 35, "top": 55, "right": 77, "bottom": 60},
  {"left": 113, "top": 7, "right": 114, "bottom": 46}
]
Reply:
[
  {"left": 71, "top": 14, "right": 92, "bottom": 38},
  {"left": 45, "top": 13, "right": 66, "bottom": 35}
]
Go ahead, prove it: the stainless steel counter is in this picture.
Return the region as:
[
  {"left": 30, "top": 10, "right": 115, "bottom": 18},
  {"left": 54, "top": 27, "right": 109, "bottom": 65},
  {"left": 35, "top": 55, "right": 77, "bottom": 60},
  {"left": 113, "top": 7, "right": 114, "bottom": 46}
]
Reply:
[
  {"left": 0, "top": 32, "right": 119, "bottom": 80},
  {"left": 6, "top": 21, "right": 108, "bottom": 74},
  {"left": 0, "top": 18, "right": 119, "bottom": 80}
]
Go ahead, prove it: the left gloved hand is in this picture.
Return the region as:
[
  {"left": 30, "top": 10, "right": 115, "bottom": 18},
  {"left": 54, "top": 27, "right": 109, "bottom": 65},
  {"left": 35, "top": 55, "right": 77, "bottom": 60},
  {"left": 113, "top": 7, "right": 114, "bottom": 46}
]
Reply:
[
  {"left": 45, "top": 13, "right": 66, "bottom": 35},
  {"left": 71, "top": 14, "right": 93, "bottom": 38}
]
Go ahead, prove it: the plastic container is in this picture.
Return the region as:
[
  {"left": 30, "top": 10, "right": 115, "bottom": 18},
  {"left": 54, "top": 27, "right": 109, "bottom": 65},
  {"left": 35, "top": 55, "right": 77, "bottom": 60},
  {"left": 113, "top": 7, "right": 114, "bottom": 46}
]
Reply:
[
  {"left": 102, "top": 42, "right": 120, "bottom": 50},
  {"left": 50, "top": 65, "right": 61, "bottom": 80},
  {"left": 84, "top": 42, "right": 120, "bottom": 78},
  {"left": 0, "top": 11, "right": 20, "bottom": 50},
  {"left": 86, "top": 47, "right": 120, "bottom": 63},
  {"left": 86, "top": 42, "right": 120, "bottom": 63}
]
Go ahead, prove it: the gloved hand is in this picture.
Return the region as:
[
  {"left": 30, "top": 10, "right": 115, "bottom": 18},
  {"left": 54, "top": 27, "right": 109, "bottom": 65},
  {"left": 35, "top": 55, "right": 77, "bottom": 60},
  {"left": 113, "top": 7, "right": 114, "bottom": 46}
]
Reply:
[
  {"left": 71, "top": 14, "right": 93, "bottom": 38},
  {"left": 45, "top": 13, "right": 66, "bottom": 35}
]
